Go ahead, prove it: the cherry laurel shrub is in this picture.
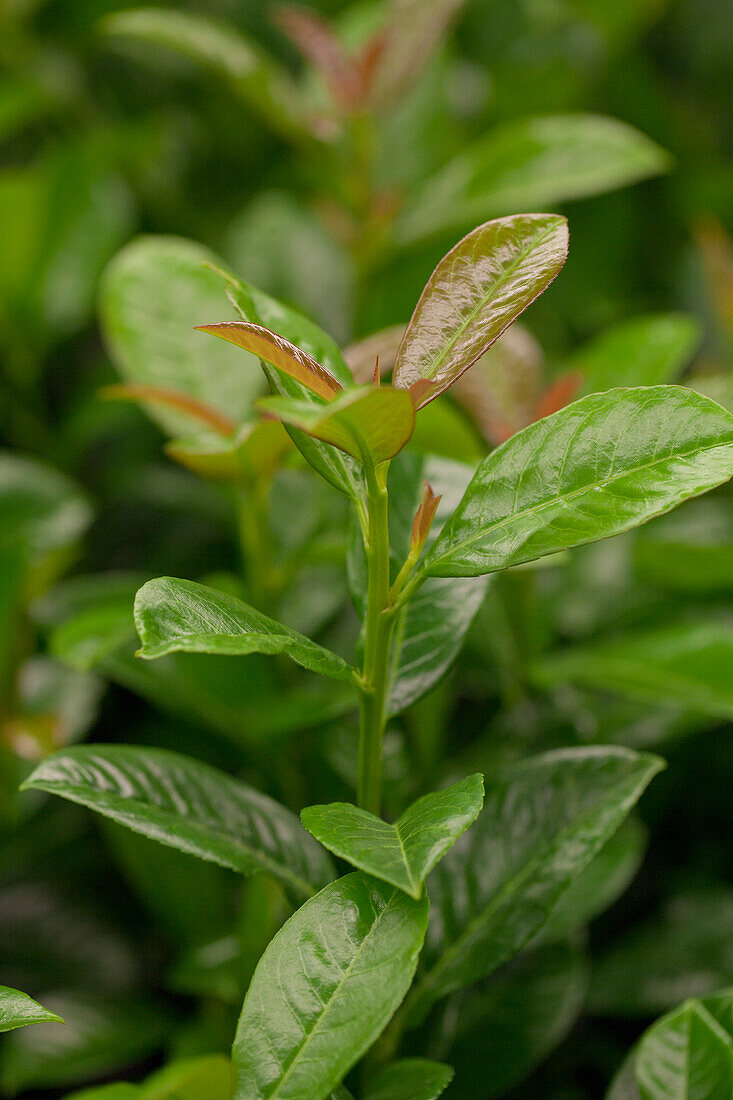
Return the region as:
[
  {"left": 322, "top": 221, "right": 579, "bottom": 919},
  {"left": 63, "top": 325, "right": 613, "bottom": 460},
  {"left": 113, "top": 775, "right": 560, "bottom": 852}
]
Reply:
[{"left": 8, "top": 213, "right": 733, "bottom": 1099}]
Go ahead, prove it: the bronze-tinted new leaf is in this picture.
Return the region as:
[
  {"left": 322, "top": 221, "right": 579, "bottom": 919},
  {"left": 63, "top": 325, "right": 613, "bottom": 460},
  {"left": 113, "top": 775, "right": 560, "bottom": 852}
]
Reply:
[
  {"left": 393, "top": 214, "right": 568, "bottom": 408},
  {"left": 196, "top": 320, "right": 343, "bottom": 400}
]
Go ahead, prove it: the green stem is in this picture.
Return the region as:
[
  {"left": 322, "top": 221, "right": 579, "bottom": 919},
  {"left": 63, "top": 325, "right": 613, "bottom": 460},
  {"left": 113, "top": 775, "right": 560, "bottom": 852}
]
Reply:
[
  {"left": 357, "top": 460, "right": 394, "bottom": 816},
  {"left": 235, "top": 480, "right": 273, "bottom": 612}
]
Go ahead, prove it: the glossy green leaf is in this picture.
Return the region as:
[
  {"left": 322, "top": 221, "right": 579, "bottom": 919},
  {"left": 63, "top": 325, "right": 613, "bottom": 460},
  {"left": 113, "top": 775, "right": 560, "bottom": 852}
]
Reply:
[
  {"left": 259, "top": 385, "right": 415, "bottom": 464},
  {"left": 397, "top": 114, "right": 669, "bottom": 243},
  {"left": 0, "top": 986, "right": 64, "bottom": 1033},
  {"left": 139, "top": 1055, "right": 231, "bottom": 1099},
  {"left": 365, "top": 1058, "right": 454, "bottom": 1100},
  {"left": 302, "top": 774, "right": 484, "bottom": 899},
  {"left": 22, "top": 744, "right": 334, "bottom": 899},
  {"left": 608, "top": 989, "right": 733, "bottom": 1100},
  {"left": 0, "top": 993, "right": 168, "bottom": 1093},
  {"left": 393, "top": 214, "right": 568, "bottom": 407},
  {"left": 403, "top": 747, "right": 663, "bottom": 1025},
  {"left": 134, "top": 576, "right": 355, "bottom": 680},
  {"left": 424, "top": 387, "right": 733, "bottom": 577},
  {"left": 533, "top": 620, "right": 733, "bottom": 718},
  {"left": 99, "top": 236, "right": 264, "bottom": 436},
  {"left": 442, "top": 942, "right": 587, "bottom": 1100},
  {"left": 101, "top": 9, "right": 311, "bottom": 143},
  {"left": 536, "top": 817, "right": 646, "bottom": 944},
  {"left": 232, "top": 872, "right": 429, "bottom": 1100},
  {"left": 568, "top": 314, "right": 701, "bottom": 395}
]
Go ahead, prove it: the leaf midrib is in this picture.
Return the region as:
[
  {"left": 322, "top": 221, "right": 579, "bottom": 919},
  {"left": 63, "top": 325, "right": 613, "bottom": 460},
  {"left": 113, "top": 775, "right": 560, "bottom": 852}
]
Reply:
[
  {"left": 426, "top": 437, "right": 733, "bottom": 573},
  {"left": 266, "top": 887, "right": 400, "bottom": 1099},
  {"left": 413, "top": 221, "right": 559, "bottom": 381}
]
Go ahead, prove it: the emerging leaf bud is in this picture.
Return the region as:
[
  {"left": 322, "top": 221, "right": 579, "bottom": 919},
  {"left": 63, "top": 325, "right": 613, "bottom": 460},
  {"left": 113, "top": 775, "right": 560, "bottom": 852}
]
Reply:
[{"left": 411, "top": 481, "right": 442, "bottom": 554}]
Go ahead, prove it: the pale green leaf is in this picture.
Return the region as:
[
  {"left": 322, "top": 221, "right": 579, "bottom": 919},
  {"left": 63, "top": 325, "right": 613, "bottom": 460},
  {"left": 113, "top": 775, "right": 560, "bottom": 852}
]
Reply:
[
  {"left": 393, "top": 214, "right": 568, "bottom": 407},
  {"left": 0, "top": 987, "right": 64, "bottom": 1033},
  {"left": 397, "top": 114, "right": 669, "bottom": 243},
  {"left": 139, "top": 1055, "right": 231, "bottom": 1099},
  {"left": 424, "top": 387, "right": 733, "bottom": 577},
  {"left": 403, "top": 747, "right": 663, "bottom": 1025},
  {"left": 0, "top": 451, "right": 91, "bottom": 561},
  {"left": 22, "top": 744, "right": 334, "bottom": 900},
  {"left": 99, "top": 236, "right": 264, "bottom": 436},
  {"left": 302, "top": 775, "right": 484, "bottom": 899},
  {"left": 232, "top": 872, "right": 429, "bottom": 1100},
  {"left": 134, "top": 576, "right": 355, "bottom": 681},
  {"left": 259, "top": 385, "right": 415, "bottom": 464}
]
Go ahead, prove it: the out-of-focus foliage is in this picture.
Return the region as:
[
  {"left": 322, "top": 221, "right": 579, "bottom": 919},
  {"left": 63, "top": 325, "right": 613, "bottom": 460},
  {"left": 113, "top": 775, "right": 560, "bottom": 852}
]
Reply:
[{"left": 0, "top": 0, "right": 732, "bottom": 1095}]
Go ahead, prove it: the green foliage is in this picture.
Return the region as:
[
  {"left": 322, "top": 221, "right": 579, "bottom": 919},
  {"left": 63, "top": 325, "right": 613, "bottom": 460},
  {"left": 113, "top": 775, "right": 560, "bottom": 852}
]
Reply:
[
  {"left": 2, "top": 1, "right": 732, "bottom": 1094},
  {"left": 301, "top": 774, "right": 484, "bottom": 898}
]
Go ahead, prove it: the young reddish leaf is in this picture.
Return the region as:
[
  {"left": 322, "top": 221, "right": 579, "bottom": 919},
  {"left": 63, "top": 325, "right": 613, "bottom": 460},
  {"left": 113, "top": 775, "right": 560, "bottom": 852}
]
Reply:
[
  {"left": 452, "top": 324, "right": 543, "bottom": 445},
  {"left": 393, "top": 214, "right": 568, "bottom": 408},
  {"left": 196, "top": 320, "right": 342, "bottom": 400},
  {"left": 258, "top": 385, "right": 415, "bottom": 464},
  {"left": 276, "top": 6, "right": 360, "bottom": 112},
  {"left": 532, "top": 371, "right": 583, "bottom": 421},
  {"left": 101, "top": 384, "right": 237, "bottom": 437},
  {"left": 411, "top": 481, "right": 442, "bottom": 553}
]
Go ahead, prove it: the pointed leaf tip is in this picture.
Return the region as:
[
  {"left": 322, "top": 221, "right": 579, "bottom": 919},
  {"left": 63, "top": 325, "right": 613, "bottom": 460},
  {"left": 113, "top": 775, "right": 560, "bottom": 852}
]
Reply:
[
  {"left": 411, "top": 481, "right": 442, "bottom": 553},
  {"left": 394, "top": 214, "right": 569, "bottom": 408},
  {"left": 196, "top": 320, "right": 343, "bottom": 400}
]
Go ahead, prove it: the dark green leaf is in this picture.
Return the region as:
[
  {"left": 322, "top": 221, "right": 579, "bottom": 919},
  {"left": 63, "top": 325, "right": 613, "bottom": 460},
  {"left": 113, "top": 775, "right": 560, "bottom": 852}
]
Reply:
[
  {"left": 0, "top": 987, "right": 64, "bottom": 1033},
  {"left": 633, "top": 500, "right": 733, "bottom": 593},
  {"left": 259, "top": 386, "right": 415, "bottom": 464},
  {"left": 365, "top": 1058, "right": 454, "bottom": 1100},
  {"left": 532, "top": 620, "right": 733, "bottom": 718},
  {"left": 0, "top": 451, "right": 91, "bottom": 561},
  {"left": 232, "top": 872, "right": 429, "bottom": 1100},
  {"left": 134, "top": 576, "right": 355, "bottom": 681},
  {"left": 22, "top": 744, "right": 334, "bottom": 899},
  {"left": 569, "top": 314, "right": 701, "bottom": 395},
  {"left": 63, "top": 1087, "right": 140, "bottom": 1099},
  {"left": 442, "top": 942, "right": 587, "bottom": 1099},
  {"left": 403, "top": 747, "right": 663, "bottom": 1024},
  {"left": 302, "top": 775, "right": 484, "bottom": 899},
  {"left": 393, "top": 214, "right": 568, "bottom": 407},
  {"left": 397, "top": 114, "right": 669, "bottom": 243},
  {"left": 424, "top": 387, "right": 733, "bottom": 577}
]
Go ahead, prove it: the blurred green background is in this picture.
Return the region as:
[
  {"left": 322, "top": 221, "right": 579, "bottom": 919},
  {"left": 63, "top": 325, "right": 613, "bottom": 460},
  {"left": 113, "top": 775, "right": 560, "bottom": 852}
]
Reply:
[{"left": 1, "top": 0, "right": 732, "bottom": 1095}]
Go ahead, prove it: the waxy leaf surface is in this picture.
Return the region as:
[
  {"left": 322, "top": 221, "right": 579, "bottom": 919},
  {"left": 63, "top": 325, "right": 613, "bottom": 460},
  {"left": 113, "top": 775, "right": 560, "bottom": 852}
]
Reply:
[
  {"left": 365, "top": 1058, "right": 454, "bottom": 1100},
  {"left": 397, "top": 114, "right": 669, "bottom": 243},
  {"left": 403, "top": 747, "right": 663, "bottom": 1025},
  {"left": 0, "top": 987, "right": 64, "bottom": 1033},
  {"left": 606, "top": 989, "right": 733, "bottom": 1100},
  {"left": 22, "top": 745, "right": 334, "bottom": 899},
  {"left": 232, "top": 872, "right": 428, "bottom": 1100},
  {"left": 302, "top": 774, "right": 484, "bottom": 899},
  {"left": 259, "top": 386, "right": 415, "bottom": 464},
  {"left": 424, "top": 387, "right": 733, "bottom": 577},
  {"left": 134, "top": 577, "right": 354, "bottom": 680},
  {"left": 197, "top": 321, "right": 342, "bottom": 400},
  {"left": 393, "top": 214, "right": 568, "bottom": 407}
]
